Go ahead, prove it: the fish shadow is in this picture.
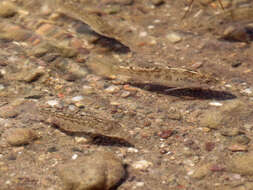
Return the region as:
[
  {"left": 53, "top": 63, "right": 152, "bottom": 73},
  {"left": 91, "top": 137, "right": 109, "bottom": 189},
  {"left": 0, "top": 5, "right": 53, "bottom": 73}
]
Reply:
[
  {"left": 93, "top": 36, "right": 130, "bottom": 54},
  {"left": 51, "top": 123, "right": 134, "bottom": 147},
  {"left": 131, "top": 83, "right": 237, "bottom": 100}
]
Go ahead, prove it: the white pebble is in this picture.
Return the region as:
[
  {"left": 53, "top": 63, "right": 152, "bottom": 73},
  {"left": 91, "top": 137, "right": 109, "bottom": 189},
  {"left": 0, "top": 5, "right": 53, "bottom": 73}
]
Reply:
[
  {"left": 82, "top": 85, "right": 92, "bottom": 91},
  {"left": 72, "top": 95, "right": 84, "bottom": 102},
  {"left": 105, "top": 85, "right": 120, "bottom": 93},
  {"left": 46, "top": 100, "right": 59, "bottom": 107},
  {"left": 154, "top": 19, "right": 161, "bottom": 23},
  {"left": 72, "top": 154, "right": 78, "bottom": 160},
  {"left": 209, "top": 101, "right": 223, "bottom": 107},
  {"left": 132, "top": 160, "right": 153, "bottom": 170},
  {"left": 75, "top": 137, "right": 89, "bottom": 143},
  {"left": 0, "top": 84, "right": 4, "bottom": 90},
  {"left": 127, "top": 147, "right": 139, "bottom": 153},
  {"left": 241, "top": 88, "right": 252, "bottom": 95},
  {"left": 139, "top": 31, "right": 148, "bottom": 37},
  {"left": 166, "top": 32, "right": 182, "bottom": 43},
  {"left": 148, "top": 25, "right": 155, "bottom": 29},
  {"left": 135, "top": 182, "right": 145, "bottom": 187},
  {"left": 187, "top": 169, "right": 194, "bottom": 176}
]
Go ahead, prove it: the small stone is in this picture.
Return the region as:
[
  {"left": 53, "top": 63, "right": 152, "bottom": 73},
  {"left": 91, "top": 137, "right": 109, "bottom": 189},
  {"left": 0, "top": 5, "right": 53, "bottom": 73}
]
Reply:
[
  {"left": 105, "top": 0, "right": 134, "bottom": 5},
  {"left": 104, "top": 5, "right": 121, "bottom": 14},
  {"left": 210, "top": 164, "right": 225, "bottom": 172},
  {"left": 0, "top": 1, "right": 17, "bottom": 18},
  {"left": 75, "top": 136, "right": 90, "bottom": 144},
  {"left": 72, "top": 154, "right": 78, "bottom": 160},
  {"left": 132, "top": 160, "right": 153, "bottom": 171},
  {"left": 227, "top": 153, "right": 253, "bottom": 175},
  {"left": 241, "top": 88, "right": 253, "bottom": 96},
  {"left": 151, "top": 0, "right": 164, "bottom": 6},
  {"left": 191, "top": 164, "right": 212, "bottom": 179},
  {"left": 167, "top": 111, "right": 181, "bottom": 120},
  {"left": 82, "top": 85, "right": 94, "bottom": 95},
  {"left": 231, "top": 61, "right": 242, "bottom": 68},
  {"left": 121, "top": 91, "right": 131, "bottom": 98},
  {"left": 6, "top": 128, "right": 37, "bottom": 146},
  {"left": 227, "top": 144, "right": 248, "bottom": 152},
  {"left": 166, "top": 32, "right": 182, "bottom": 43},
  {"left": 58, "top": 151, "right": 125, "bottom": 190},
  {"left": 205, "top": 142, "right": 215, "bottom": 152},
  {"left": 158, "top": 130, "right": 174, "bottom": 139},
  {"left": 0, "top": 24, "right": 30, "bottom": 41},
  {"left": 71, "top": 95, "right": 84, "bottom": 102},
  {"left": 222, "top": 25, "right": 251, "bottom": 43},
  {"left": 220, "top": 128, "right": 241, "bottom": 136},
  {"left": 0, "top": 106, "right": 19, "bottom": 118},
  {"left": 199, "top": 110, "right": 223, "bottom": 129},
  {"left": 127, "top": 147, "right": 139, "bottom": 153},
  {"left": 47, "top": 147, "right": 58, "bottom": 153},
  {"left": 233, "top": 135, "right": 251, "bottom": 145},
  {"left": 31, "top": 45, "right": 49, "bottom": 57},
  {"left": 0, "top": 84, "right": 5, "bottom": 90},
  {"left": 209, "top": 101, "right": 223, "bottom": 106},
  {"left": 46, "top": 100, "right": 59, "bottom": 107},
  {"left": 20, "top": 69, "right": 45, "bottom": 83},
  {"left": 104, "top": 85, "right": 120, "bottom": 93}
]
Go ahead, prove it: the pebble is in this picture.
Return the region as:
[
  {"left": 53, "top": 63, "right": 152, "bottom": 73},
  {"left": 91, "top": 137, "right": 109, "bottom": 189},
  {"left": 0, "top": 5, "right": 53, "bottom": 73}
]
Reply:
[
  {"left": 227, "top": 153, "right": 253, "bottom": 175},
  {"left": 200, "top": 100, "right": 246, "bottom": 129},
  {"left": 220, "top": 128, "right": 241, "bottom": 136},
  {"left": 132, "top": 160, "right": 153, "bottom": 171},
  {"left": 74, "top": 136, "right": 90, "bottom": 144},
  {"left": 209, "top": 101, "right": 223, "bottom": 107},
  {"left": 121, "top": 91, "right": 131, "bottom": 98},
  {"left": 191, "top": 164, "right": 212, "bottom": 179},
  {"left": 205, "top": 142, "right": 215, "bottom": 152},
  {"left": 241, "top": 88, "right": 253, "bottom": 96},
  {"left": 46, "top": 100, "right": 60, "bottom": 107},
  {"left": 23, "top": 69, "right": 45, "bottom": 83},
  {"left": 104, "top": 5, "right": 121, "bottom": 14},
  {"left": 0, "top": 1, "right": 17, "bottom": 18},
  {"left": 139, "top": 31, "right": 148, "bottom": 37},
  {"left": 71, "top": 154, "right": 78, "bottom": 160},
  {"left": 58, "top": 151, "right": 125, "bottom": 190},
  {"left": 0, "top": 105, "right": 19, "bottom": 118},
  {"left": 158, "top": 130, "right": 174, "bottom": 139},
  {"left": 6, "top": 128, "right": 37, "bottom": 146},
  {"left": 222, "top": 25, "right": 251, "bottom": 43},
  {"left": 82, "top": 85, "right": 94, "bottom": 95},
  {"left": 0, "top": 23, "right": 31, "bottom": 41},
  {"left": 104, "top": 0, "right": 134, "bottom": 5},
  {"left": 104, "top": 85, "right": 120, "bottom": 93},
  {"left": 227, "top": 144, "right": 248, "bottom": 152},
  {"left": 71, "top": 95, "right": 84, "bottom": 102},
  {"left": 199, "top": 110, "right": 223, "bottom": 129},
  {"left": 151, "top": 0, "right": 164, "bottom": 6},
  {"left": 166, "top": 32, "right": 182, "bottom": 43},
  {"left": 0, "top": 84, "right": 5, "bottom": 90},
  {"left": 127, "top": 147, "right": 139, "bottom": 153},
  {"left": 233, "top": 135, "right": 251, "bottom": 145}
]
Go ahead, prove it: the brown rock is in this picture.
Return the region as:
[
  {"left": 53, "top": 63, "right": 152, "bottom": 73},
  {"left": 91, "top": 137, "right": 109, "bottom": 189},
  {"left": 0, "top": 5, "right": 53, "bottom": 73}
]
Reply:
[
  {"left": 58, "top": 151, "right": 125, "bottom": 190},
  {"left": 0, "top": 105, "right": 19, "bottom": 118},
  {"left": 227, "top": 153, "right": 253, "bottom": 175},
  {"left": 0, "top": 1, "right": 17, "bottom": 18},
  {"left": 6, "top": 128, "right": 38, "bottom": 146},
  {"left": 192, "top": 163, "right": 212, "bottom": 179},
  {"left": 228, "top": 144, "right": 248, "bottom": 152}
]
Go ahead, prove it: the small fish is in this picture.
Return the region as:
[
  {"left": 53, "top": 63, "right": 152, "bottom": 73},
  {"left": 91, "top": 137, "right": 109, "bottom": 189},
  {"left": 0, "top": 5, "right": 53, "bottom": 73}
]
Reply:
[
  {"left": 39, "top": 107, "right": 128, "bottom": 138},
  {"left": 86, "top": 54, "right": 219, "bottom": 89}
]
